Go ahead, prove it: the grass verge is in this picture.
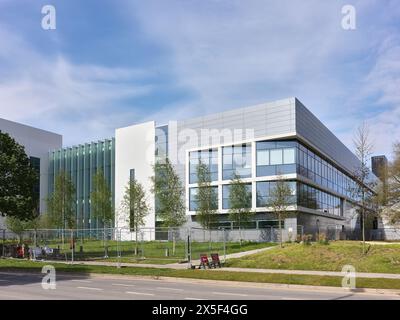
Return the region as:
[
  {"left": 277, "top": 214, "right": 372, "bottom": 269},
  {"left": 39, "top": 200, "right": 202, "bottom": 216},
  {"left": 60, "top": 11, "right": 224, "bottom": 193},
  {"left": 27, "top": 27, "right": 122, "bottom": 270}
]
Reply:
[
  {"left": 1, "top": 258, "right": 400, "bottom": 290},
  {"left": 225, "top": 241, "right": 400, "bottom": 274}
]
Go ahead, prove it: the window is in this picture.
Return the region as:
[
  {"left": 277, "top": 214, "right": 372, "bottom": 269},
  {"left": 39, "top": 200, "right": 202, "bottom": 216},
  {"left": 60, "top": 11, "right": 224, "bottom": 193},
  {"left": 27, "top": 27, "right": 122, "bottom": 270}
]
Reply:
[
  {"left": 232, "top": 221, "right": 257, "bottom": 229},
  {"left": 189, "top": 149, "right": 218, "bottom": 184},
  {"left": 256, "top": 181, "right": 296, "bottom": 207},
  {"left": 256, "top": 140, "right": 297, "bottom": 177},
  {"left": 222, "top": 184, "right": 252, "bottom": 209},
  {"left": 189, "top": 187, "right": 218, "bottom": 211},
  {"left": 296, "top": 182, "right": 342, "bottom": 216},
  {"left": 258, "top": 220, "right": 285, "bottom": 228},
  {"left": 189, "top": 188, "right": 198, "bottom": 211},
  {"left": 209, "top": 221, "right": 232, "bottom": 229},
  {"left": 283, "top": 148, "right": 295, "bottom": 164},
  {"left": 270, "top": 149, "right": 282, "bottom": 165},
  {"left": 222, "top": 144, "right": 251, "bottom": 180},
  {"left": 256, "top": 149, "right": 269, "bottom": 166}
]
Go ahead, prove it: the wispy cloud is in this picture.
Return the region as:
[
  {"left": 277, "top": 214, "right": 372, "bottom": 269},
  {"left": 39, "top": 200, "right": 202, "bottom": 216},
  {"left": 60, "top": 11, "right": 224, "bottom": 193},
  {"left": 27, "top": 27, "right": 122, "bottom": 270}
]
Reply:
[
  {"left": 0, "top": 1, "right": 399, "bottom": 158},
  {"left": 0, "top": 26, "right": 153, "bottom": 145},
  {"left": 125, "top": 0, "right": 400, "bottom": 158}
]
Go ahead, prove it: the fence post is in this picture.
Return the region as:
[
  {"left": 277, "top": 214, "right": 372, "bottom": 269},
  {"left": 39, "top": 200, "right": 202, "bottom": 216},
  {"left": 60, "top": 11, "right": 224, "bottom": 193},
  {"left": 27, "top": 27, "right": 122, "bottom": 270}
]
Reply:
[
  {"left": 223, "top": 228, "right": 226, "bottom": 264},
  {"left": 104, "top": 227, "right": 109, "bottom": 259},
  {"left": 71, "top": 229, "right": 74, "bottom": 263},
  {"left": 141, "top": 231, "right": 144, "bottom": 259},
  {"left": 2, "top": 229, "right": 5, "bottom": 257},
  {"left": 117, "top": 228, "right": 121, "bottom": 269},
  {"left": 187, "top": 228, "right": 192, "bottom": 269}
]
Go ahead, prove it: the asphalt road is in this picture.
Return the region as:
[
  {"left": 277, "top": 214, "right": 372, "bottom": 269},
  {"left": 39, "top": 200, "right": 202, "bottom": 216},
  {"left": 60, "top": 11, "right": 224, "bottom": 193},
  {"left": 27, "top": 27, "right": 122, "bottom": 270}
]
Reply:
[{"left": 0, "top": 271, "right": 399, "bottom": 300}]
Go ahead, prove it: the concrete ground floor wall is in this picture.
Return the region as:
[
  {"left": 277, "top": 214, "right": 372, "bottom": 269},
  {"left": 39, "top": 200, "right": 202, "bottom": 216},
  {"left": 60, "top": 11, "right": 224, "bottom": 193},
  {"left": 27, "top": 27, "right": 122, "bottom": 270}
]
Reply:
[
  {"left": 183, "top": 210, "right": 360, "bottom": 242},
  {"left": 296, "top": 212, "right": 349, "bottom": 239},
  {"left": 184, "top": 213, "right": 298, "bottom": 242}
]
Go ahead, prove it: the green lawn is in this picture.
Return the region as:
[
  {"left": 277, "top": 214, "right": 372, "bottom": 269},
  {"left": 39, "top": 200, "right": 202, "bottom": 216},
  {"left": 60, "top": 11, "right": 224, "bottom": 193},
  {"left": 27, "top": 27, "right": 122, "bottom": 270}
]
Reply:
[
  {"left": 3, "top": 238, "right": 276, "bottom": 263},
  {"left": 225, "top": 241, "right": 400, "bottom": 274},
  {"left": 1, "top": 258, "right": 400, "bottom": 290}
]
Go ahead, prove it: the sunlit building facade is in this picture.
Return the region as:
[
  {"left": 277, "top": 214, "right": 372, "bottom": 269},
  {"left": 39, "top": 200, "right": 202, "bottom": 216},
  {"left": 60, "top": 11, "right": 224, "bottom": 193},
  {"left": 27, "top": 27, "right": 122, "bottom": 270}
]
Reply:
[{"left": 0, "top": 97, "right": 379, "bottom": 239}]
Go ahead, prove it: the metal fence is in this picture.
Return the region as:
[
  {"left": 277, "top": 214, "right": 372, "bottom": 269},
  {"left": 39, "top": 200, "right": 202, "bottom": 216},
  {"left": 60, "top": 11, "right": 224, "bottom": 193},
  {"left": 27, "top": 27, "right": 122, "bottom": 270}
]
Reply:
[{"left": 0, "top": 226, "right": 301, "bottom": 265}]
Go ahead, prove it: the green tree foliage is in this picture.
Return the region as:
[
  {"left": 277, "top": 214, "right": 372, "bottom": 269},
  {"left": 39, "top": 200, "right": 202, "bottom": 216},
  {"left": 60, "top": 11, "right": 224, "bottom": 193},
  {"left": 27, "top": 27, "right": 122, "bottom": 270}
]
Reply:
[
  {"left": 5, "top": 216, "right": 39, "bottom": 242},
  {"left": 151, "top": 158, "right": 186, "bottom": 228},
  {"left": 120, "top": 178, "right": 149, "bottom": 255},
  {"left": 228, "top": 174, "right": 253, "bottom": 245},
  {"left": 91, "top": 170, "right": 114, "bottom": 257},
  {"left": 91, "top": 170, "right": 114, "bottom": 228},
  {"left": 195, "top": 162, "right": 218, "bottom": 231},
  {"left": 151, "top": 159, "right": 186, "bottom": 255},
  {"left": 47, "top": 171, "right": 76, "bottom": 229},
  {"left": 267, "top": 176, "right": 294, "bottom": 247},
  {"left": 0, "top": 132, "right": 39, "bottom": 220}
]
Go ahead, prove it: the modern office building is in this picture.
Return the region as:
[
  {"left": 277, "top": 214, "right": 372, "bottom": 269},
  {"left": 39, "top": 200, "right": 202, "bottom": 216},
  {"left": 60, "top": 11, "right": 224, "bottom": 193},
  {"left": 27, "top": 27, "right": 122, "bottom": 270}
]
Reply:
[
  {"left": 112, "top": 97, "right": 377, "bottom": 239},
  {"left": 1, "top": 97, "right": 379, "bottom": 240},
  {"left": 0, "top": 118, "right": 62, "bottom": 229}
]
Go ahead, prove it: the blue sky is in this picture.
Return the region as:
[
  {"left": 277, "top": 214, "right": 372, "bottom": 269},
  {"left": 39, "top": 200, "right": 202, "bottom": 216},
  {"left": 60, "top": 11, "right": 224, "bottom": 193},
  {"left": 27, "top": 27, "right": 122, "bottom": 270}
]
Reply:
[{"left": 0, "top": 0, "right": 399, "bottom": 159}]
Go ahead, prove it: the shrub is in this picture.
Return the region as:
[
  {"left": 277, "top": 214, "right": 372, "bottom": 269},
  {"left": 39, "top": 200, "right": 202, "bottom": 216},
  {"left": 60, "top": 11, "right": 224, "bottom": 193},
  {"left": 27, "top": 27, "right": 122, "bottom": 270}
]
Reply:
[
  {"left": 301, "top": 234, "right": 312, "bottom": 245},
  {"left": 316, "top": 232, "right": 329, "bottom": 245}
]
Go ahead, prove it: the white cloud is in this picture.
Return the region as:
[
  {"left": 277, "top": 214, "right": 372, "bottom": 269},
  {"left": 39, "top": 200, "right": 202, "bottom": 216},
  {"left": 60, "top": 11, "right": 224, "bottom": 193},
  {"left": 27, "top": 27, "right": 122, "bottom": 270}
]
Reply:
[
  {"left": 0, "top": 0, "right": 399, "bottom": 158},
  {"left": 0, "top": 27, "right": 153, "bottom": 145},
  {"left": 125, "top": 0, "right": 400, "bottom": 158}
]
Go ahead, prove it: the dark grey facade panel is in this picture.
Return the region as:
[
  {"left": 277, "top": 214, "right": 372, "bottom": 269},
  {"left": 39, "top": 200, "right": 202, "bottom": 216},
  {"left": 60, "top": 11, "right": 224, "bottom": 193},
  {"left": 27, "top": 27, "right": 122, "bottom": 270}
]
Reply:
[{"left": 294, "top": 98, "right": 360, "bottom": 174}]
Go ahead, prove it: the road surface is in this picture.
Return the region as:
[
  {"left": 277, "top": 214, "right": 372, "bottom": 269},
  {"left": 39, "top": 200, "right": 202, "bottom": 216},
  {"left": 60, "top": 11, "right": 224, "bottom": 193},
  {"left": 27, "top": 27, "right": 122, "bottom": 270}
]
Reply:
[{"left": 0, "top": 271, "right": 398, "bottom": 300}]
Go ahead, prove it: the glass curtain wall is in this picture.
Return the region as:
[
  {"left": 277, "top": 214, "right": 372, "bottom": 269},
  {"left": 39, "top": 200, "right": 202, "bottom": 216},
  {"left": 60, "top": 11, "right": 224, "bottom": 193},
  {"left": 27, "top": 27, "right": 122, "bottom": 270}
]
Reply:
[
  {"left": 48, "top": 138, "right": 115, "bottom": 230},
  {"left": 256, "top": 140, "right": 359, "bottom": 201}
]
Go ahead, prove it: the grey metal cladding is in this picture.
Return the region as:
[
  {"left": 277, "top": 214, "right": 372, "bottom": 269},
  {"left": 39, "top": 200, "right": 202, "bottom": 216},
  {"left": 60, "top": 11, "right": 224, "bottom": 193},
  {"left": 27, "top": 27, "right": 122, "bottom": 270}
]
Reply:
[
  {"left": 294, "top": 98, "right": 360, "bottom": 174},
  {"left": 169, "top": 97, "right": 298, "bottom": 184},
  {"left": 175, "top": 97, "right": 296, "bottom": 148}
]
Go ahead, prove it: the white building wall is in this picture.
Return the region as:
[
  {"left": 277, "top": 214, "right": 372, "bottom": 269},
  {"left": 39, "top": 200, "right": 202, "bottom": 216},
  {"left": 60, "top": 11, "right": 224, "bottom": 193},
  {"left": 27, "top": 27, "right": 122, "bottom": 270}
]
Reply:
[
  {"left": 0, "top": 118, "right": 62, "bottom": 226},
  {"left": 114, "top": 121, "right": 156, "bottom": 240}
]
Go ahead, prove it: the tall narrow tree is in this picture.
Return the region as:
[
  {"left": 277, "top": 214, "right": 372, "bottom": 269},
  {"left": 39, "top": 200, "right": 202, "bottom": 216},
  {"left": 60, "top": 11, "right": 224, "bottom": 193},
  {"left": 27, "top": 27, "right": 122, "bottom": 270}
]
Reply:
[
  {"left": 352, "top": 122, "right": 376, "bottom": 254},
  {"left": 195, "top": 162, "right": 218, "bottom": 240},
  {"left": 228, "top": 174, "right": 253, "bottom": 245},
  {"left": 120, "top": 178, "right": 149, "bottom": 255},
  {"left": 267, "top": 176, "right": 294, "bottom": 247},
  {"left": 151, "top": 158, "right": 186, "bottom": 255},
  {"left": 47, "top": 171, "right": 76, "bottom": 246},
  {"left": 91, "top": 170, "right": 114, "bottom": 256}
]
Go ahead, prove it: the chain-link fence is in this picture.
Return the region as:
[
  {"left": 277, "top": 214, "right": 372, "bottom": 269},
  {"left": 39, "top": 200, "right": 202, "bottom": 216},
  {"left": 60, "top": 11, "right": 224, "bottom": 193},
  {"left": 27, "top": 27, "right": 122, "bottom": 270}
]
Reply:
[{"left": 0, "top": 226, "right": 306, "bottom": 266}]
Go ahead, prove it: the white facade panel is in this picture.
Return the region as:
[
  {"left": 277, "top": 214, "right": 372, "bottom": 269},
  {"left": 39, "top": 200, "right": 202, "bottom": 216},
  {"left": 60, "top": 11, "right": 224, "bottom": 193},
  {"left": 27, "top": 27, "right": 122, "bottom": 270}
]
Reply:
[{"left": 114, "top": 121, "right": 155, "bottom": 240}]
